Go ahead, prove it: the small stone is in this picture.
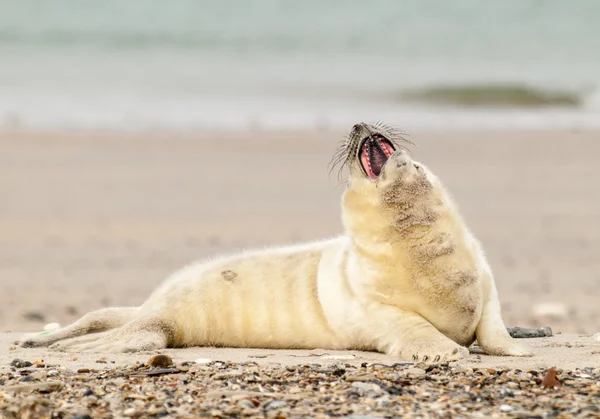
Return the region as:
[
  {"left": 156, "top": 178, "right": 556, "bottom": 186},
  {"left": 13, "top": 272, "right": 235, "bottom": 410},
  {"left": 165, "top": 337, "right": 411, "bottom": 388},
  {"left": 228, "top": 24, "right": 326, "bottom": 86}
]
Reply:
[
  {"left": 43, "top": 322, "right": 61, "bottom": 332},
  {"left": 405, "top": 367, "right": 426, "bottom": 378},
  {"left": 3, "top": 381, "right": 63, "bottom": 394},
  {"left": 289, "top": 386, "right": 302, "bottom": 394},
  {"left": 452, "top": 365, "right": 466, "bottom": 374},
  {"left": 499, "top": 404, "right": 515, "bottom": 412},
  {"left": 194, "top": 358, "right": 212, "bottom": 364},
  {"left": 77, "top": 368, "right": 90, "bottom": 373},
  {"left": 123, "top": 407, "right": 137, "bottom": 417},
  {"left": 95, "top": 357, "right": 108, "bottom": 364},
  {"left": 507, "top": 326, "right": 553, "bottom": 338},
  {"left": 593, "top": 333, "right": 600, "bottom": 342},
  {"left": 33, "top": 359, "right": 45, "bottom": 368},
  {"left": 264, "top": 400, "right": 288, "bottom": 411},
  {"left": 541, "top": 368, "right": 561, "bottom": 389},
  {"left": 352, "top": 381, "right": 383, "bottom": 394},
  {"left": 146, "top": 407, "right": 167, "bottom": 416},
  {"left": 10, "top": 359, "right": 32, "bottom": 368},
  {"left": 106, "top": 377, "right": 126, "bottom": 387},
  {"left": 346, "top": 373, "right": 376, "bottom": 382},
  {"left": 29, "top": 372, "right": 44, "bottom": 380},
  {"left": 146, "top": 354, "right": 173, "bottom": 368},
  {"left": 236, "top": 399, "right": 255, "bottom": 410}
]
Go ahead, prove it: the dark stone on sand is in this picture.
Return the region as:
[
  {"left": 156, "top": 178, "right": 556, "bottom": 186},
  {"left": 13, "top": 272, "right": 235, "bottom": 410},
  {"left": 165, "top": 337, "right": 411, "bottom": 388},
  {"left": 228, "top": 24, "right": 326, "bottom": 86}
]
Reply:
[
  {"left": 507, "top": 326, "right": 553, "bottom": 338},
  {"left": 11, "top": 358, "right": 33, "bottom": 368}
]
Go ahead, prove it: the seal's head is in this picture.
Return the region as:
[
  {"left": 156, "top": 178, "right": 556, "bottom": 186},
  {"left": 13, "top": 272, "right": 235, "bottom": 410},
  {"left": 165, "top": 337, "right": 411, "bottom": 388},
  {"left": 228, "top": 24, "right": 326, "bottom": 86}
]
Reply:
[
  {"left": 333, "top": 122, "right": 443, "bottom": 243},
  {"left": 333, "top": 121, "right": 436, "bottom": 193}
]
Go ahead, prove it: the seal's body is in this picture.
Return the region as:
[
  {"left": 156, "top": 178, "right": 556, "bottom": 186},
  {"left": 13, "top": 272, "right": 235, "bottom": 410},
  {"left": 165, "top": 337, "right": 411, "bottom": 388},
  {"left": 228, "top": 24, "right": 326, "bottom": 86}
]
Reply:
[{"left": 21, "top": 122, "right": 532, "bottom": 362}]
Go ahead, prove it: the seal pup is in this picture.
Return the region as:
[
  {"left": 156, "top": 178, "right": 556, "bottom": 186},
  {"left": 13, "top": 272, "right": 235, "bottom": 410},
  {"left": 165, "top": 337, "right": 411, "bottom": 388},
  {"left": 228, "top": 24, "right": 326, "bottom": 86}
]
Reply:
[{"left": 20, "top": 122, "right": 533, "bottom": 362}]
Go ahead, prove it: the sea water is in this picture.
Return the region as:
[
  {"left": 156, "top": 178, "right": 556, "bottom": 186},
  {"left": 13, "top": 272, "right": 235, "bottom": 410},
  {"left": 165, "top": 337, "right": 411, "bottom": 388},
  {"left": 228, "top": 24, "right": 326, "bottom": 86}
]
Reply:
[{"left": 0, "top": 0, "right": 599, "bottom": 131}]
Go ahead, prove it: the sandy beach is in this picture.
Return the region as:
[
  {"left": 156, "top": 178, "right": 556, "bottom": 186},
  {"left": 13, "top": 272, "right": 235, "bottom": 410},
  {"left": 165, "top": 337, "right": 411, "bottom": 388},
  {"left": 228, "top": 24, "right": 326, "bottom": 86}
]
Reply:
[
  {"left": 1, "top": 128, "right": 600, "bottom": 417},
  {"left": 1, "top": 128, "right": 599, "bottom": 334}
]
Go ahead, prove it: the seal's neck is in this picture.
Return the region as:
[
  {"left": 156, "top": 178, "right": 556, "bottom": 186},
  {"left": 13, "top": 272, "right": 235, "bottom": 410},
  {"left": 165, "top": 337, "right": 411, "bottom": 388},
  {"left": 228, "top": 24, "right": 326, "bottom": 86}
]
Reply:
[
  {"left": 340, "top": 185, "right": 407, "bottom": 260},
  {"left": 340, "top": 180, "right": 454, "bottom": 264}
]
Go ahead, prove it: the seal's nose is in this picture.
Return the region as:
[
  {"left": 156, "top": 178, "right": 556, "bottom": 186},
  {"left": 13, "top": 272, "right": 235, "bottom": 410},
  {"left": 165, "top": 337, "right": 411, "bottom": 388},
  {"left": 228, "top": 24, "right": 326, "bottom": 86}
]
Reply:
[{"left": 351, "top": 123, "right": 365, "bottom": 132}]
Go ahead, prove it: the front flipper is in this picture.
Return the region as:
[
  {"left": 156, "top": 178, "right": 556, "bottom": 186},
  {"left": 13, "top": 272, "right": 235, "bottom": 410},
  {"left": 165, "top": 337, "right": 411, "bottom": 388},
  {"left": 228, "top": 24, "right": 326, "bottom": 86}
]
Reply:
[
  {"left": 475, "top": 273, "right": 534, "bottom": 357},
  {"left": 369, "top": 305, "right": 470, "bottom": 363}
]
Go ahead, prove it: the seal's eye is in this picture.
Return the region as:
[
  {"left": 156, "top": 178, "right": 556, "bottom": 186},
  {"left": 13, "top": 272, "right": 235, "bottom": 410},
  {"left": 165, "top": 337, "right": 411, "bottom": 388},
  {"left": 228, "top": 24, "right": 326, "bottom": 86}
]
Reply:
[{"left": 359, "top": 135, "right": 395, "bottom": 179}]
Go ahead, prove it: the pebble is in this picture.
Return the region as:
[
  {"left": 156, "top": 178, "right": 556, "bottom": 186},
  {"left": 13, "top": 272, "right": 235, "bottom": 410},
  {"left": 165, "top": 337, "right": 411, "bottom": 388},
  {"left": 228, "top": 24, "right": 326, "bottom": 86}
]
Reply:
[
  {"left": 507, "top": 326, "right": 553, "bottom": 338},
  {"left": 123, "top": 407, "right": 137, "bottom": 417},
  {"left": 593, "top": 333, "right": 600, "bottom": 342},
  {"left": 351, "top": 382, "right": 383, "bottom": 394},
  {"left": 10, "top": 359, "right": 32, "bottom": 368},
  {"left": 542, "top": 368, "right": 561, "bottom": 389},
  {"left": 236, "top": 399, "right": 255, "bottom": 410},
  {"left": 405, "top": 367, "right": 426, "bottom": 378},
  {"left": 146, "top": 354, "right": 173, "bottom": 368},
  {"left": 194, "top": 358, "right": 212, "bottom": 364},
  {"left": 346, "top": 373, "right": 376, "bottom": 382},
  {"left": 264, "top": 400, "right": 288, "bottom": 411},
  {"left": 43, "top": 322, "right": 61, "bottom": 331},
  {"left": 3, "top": 381, "right": 63, "bottom": 394},
  {"left": 2, "top": 360, "right": 599, "bottom": 418}
]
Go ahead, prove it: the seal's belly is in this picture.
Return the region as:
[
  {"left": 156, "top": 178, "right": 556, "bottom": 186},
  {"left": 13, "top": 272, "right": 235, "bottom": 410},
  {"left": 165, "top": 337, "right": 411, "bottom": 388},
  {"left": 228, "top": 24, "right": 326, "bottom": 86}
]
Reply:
[{"left": 142, "top": 241, "right": 344, "bottom": 349}]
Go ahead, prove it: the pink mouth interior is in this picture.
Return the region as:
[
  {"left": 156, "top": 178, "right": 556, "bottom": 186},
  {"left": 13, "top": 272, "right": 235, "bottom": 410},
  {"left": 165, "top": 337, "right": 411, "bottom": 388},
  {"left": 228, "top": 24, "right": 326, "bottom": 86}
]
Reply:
[{"left": 359, "top": 136, "right": 395, "bottom": 179}]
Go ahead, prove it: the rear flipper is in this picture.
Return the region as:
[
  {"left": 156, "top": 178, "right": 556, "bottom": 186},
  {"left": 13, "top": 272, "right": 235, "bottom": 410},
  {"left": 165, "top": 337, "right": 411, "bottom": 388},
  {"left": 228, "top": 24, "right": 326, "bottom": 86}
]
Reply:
[
  {"left": 49, "top": 315, "right": 174, "bottom": 353},
  {"left": 19, "top": 307, "right": 140, "bottom": 348}
]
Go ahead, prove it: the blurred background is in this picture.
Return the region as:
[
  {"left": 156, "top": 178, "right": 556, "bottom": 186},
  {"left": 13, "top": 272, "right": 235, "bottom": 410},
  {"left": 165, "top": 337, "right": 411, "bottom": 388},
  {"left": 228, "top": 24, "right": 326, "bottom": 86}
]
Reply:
[
  {"left": 0, "top": 1, "right": 598, "bottom": 335},
  {"left": 1, "top": 0, "right": 599, "bottom": 131}
]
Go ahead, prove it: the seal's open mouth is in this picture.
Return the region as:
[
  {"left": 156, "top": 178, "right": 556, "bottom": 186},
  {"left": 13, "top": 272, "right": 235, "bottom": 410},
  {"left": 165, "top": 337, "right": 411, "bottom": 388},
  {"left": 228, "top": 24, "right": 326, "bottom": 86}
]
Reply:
[{"left": 359, "top": 134, "right": 396, "bottom": 179}]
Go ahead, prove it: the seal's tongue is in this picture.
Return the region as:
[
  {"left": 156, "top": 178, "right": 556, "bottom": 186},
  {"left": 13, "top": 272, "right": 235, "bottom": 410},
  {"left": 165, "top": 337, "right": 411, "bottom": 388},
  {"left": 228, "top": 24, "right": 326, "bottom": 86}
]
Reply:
[{"left": 360, "top": 136, "right": 395, "bottom": 179}]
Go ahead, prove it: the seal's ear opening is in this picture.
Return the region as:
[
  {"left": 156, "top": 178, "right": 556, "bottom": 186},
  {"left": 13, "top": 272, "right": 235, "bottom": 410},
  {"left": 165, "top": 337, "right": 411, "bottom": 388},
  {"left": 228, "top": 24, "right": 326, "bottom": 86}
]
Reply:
[{"left": 358, "top": 134, "right": 396, "bottom": 179}]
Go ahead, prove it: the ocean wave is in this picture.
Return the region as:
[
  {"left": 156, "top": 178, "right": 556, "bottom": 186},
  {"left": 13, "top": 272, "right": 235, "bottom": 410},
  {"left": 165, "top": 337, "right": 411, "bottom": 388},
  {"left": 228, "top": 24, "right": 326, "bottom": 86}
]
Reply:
[{"left": 398, "top": 84, "right": 587, "bottom": 108}]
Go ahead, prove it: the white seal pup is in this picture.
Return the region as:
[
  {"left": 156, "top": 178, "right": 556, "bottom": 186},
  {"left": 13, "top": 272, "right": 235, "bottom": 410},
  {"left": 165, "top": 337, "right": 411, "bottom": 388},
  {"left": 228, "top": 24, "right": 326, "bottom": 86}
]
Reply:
[{"left": 20, "top": 122, "right": 533, "bottom": 362}]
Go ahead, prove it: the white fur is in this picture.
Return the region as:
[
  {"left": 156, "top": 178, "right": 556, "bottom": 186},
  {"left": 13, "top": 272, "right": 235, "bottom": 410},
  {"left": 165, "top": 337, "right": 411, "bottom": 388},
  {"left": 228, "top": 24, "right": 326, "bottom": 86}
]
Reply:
[{"left": 20, "top": 123, "right": 533, "bottom": 361}]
